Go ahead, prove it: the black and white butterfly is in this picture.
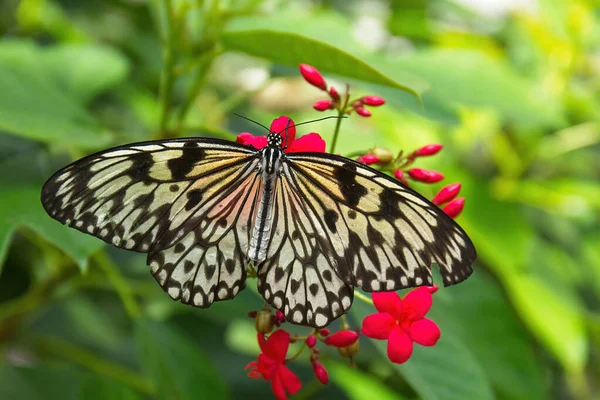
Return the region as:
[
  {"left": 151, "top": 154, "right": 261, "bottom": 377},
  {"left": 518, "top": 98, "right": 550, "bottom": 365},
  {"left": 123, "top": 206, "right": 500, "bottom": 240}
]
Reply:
[{"left": 41, "top": 126, "right": 476, "bottom": 328}]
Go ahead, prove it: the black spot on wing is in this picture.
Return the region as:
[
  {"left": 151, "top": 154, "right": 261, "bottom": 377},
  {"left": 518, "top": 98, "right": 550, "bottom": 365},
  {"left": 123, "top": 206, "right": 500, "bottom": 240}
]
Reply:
[
  {"left": 185, "top": 189, "right": 203, "bottom": 211},
  {"left": 324, "top": 209, "right": 338, "bottom": 233},
  {"left": 167, "top": 142, "right": 205, "bottom": 180},
  {"left": 379, "top": 188, "right": 401, "bottom": 217},
  {"left": 334, "top": 162, "right": 368, "bottom": 207}
]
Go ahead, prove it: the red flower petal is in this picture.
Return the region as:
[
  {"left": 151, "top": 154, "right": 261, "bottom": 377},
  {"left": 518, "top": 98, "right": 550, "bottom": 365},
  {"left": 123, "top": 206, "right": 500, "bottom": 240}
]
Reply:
[
  {"left": 279, "top": 365, "right": 302, "bottom": 395},
  {"left": 271, "top": 372, "right": 288, "bottom": 400},
  {"left": 237, "top": 133, "right": 268, "bottom": 150},
  {"left": 402, "top": 287, "right": 433, "bottom": 320},
  {"left": 409, "top": 318, "right": 441, "bottom": 346},
  {"left": 324, "top": 330, "right": 359, "bottom": 348},
  {"left": 372, "top": 291, "right": 403, "bottom": 319},
  {"left": 262, "top": 330, "right": 290, "bottom": 362},
  {"left": 270, "top": 116, "right": 296, "bottom": 148},
  {"left": 362, "top": 312, "right": 396, "bottom": 339},
  {"left": 387, "top": 326, "right": 413, "bottom": 364},
  {"left": 257, "top": 353, "right": 278, "bottom": 380},
  {"left": 285, "top": 133, "right": 326, "bottom": 153}
]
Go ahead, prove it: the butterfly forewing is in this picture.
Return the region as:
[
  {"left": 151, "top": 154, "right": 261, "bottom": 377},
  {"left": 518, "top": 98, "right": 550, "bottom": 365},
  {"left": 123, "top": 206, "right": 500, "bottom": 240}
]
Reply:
[{"left": 42, "top": 138, "right": 258, "bottom": 253}]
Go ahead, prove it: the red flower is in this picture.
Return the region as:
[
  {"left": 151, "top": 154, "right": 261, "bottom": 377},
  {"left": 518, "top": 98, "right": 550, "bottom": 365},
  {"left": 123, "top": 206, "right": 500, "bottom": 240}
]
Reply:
[
  {"left": 236, "top": 116, "right": 326, "bottom": 153},
  {"left": 314, "top": 99, "right": 334, "bottom": 111},
  {"left": 362, "top": 287, "right": 440, "bottom": 364},
  {"left": 246, "top": 330, "right": 302, "bottom": 400}
]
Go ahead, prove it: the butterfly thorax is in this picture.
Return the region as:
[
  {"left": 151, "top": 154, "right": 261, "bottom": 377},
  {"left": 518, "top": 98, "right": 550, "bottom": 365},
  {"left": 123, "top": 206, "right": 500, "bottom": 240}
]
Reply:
[{"left": 248, "top": 134, "right": 284, "bottom": 263}]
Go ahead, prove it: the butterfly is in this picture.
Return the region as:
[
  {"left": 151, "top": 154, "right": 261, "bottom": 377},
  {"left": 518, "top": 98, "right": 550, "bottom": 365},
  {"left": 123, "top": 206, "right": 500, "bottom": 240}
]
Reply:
[{"left": 41, "top": 117, "right": 476, "bottom": 328}]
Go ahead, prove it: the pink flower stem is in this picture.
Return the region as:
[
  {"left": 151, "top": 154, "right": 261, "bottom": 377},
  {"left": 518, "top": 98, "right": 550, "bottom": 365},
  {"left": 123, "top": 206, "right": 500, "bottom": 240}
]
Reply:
[
  {"left": 329, "top": 84, "right": 351, "bottom": 154},
  {"left": 353, "top": 290, "right": 374, "bottom": 305}
]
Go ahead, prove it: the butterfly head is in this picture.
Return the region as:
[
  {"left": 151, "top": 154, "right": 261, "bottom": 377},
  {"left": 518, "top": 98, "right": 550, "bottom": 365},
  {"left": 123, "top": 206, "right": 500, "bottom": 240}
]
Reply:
[{"left": 267, "top": 132, "right": 284, "bottom": 149}]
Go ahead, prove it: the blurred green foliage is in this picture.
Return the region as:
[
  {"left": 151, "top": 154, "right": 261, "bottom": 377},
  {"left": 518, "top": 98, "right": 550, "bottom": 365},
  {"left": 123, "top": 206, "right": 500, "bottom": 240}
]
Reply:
[{"left": 0, "top": 0, "right": 599, "bottom": 399}]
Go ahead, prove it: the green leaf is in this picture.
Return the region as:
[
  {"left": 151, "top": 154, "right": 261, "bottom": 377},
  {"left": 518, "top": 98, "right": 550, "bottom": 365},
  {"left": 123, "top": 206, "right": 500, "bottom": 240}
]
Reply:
[
  {"left": 0, "top": 186, "right": 104, "bottom": 273},
  {"left": 135, "top": 318, "right": 229, "bottom": 400},
  {"left": 504, "top": 274, "right": 587, "bottom": 375},
  {"left": 0, "top": 364, "right": 83, "bottom": 400},
  {"left": 434, "top": 273, "right": 548, "bottom": 400},
  {"left": 391, "top": 49, "right": 566, "bottom": 128},
  {"left": 351, "top": 300, "right": 495, "bottom": 400},
  {"left": 221, "top": 30, "right": 423, "bottom": 100},
  {"left": 0, "top": 64, "right": 112, "bottom": 148},
  {"left": 41, "top": 45, "right": 130, "bottom": 104},
  {"left": 79, "top": 375, "right": 143, "bottom": 400},
  {"left": 328, "top": 362, "right": 407, "bottom": 400},
  {"left": 0, "top": 39, "right": 130, "bottom": 104}
]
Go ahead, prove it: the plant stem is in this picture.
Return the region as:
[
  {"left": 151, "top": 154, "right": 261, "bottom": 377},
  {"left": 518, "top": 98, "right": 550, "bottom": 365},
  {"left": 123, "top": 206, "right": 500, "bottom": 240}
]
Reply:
[
  {"left": 156, "top": 0, "right": 178, "bottom": 138},
  {"left": 37, "top": 336, "right": 154, "bottom": 395},
  {"left": 329, "top": 86, "right": 350, "bottom": 154},
  {"left": 92, "top": 251, "right": 141, "bottom": 319},
  {"left": 353, "top": 290, "right": 374, "bottom": 305}
]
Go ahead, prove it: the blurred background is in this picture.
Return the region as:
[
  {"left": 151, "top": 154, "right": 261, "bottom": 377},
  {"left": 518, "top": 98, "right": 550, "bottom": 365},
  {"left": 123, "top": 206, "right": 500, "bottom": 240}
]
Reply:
[{"left": 1, "top": 0, "right": 599, "bottom": 399}]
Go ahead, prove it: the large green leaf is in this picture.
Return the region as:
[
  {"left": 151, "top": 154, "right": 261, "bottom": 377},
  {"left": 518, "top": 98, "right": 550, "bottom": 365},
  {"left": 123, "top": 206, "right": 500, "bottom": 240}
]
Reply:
[
  {"left": 0, "top": 39, "right": 130, "bottom": 104},
  {"left": 0, "top": 186, "right": 104, "bottom": 274},
  {"left": 0, "top": 65, "right": 111, "bottom": 148},
  {"left": 135, "top": 318, "right": 229, "bottom": 400},
  {"left": 390, "top": 49, "right": 566, "bottom": 128},
  {"left": 0, "top": 364, "right": 82, "bottom": 400},
  {"left": 434, "top": 273, "right": 548, "bottom": 400},
  {"left": 79, "top": 375, "right": 143, "bottom": 400},
  {"left": 221, "top": 29, "right": 424, "bottom": 100},
  {"left": 329, "top": 362, "right": 407, "bottom": 400}
]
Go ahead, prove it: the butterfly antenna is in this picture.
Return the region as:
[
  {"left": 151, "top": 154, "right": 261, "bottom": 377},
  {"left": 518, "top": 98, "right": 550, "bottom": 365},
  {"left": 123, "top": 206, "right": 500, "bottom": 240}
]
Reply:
[
  {"left": 233, "top": 113, "right": 270, "bottom": 132},
  {"left": 276, "top": 115, "right": 347, "bottom": 135}
]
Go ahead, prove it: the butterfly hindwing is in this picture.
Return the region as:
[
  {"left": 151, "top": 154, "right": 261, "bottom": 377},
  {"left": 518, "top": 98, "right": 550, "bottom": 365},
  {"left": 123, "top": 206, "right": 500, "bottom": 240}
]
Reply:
[
  {"left": 147, "top": 170, "right": 262, "bottom": 307},
  {"left": 257, "top": 170, "right": 353, "bottom": 327}
]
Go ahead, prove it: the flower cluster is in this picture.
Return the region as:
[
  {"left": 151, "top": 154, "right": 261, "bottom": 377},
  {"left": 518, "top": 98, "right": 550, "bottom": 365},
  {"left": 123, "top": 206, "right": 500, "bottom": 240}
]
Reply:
[
  {"left": 238, "top": 63, "right": 468, "bottom": 399},
  {"left": 300, "top": 64, "right": 385, "bottom": 117}
]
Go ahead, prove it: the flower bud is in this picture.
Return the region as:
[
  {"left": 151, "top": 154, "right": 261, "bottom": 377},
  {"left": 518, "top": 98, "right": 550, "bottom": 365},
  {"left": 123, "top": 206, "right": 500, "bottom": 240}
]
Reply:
[
  {"left": 371, "top": 147, "right": 393, "bottom": 164},
  {"left": 319, "top": 328, "right": 330, "bottom": 337},
  {"left": 313, "top": 100, "right": 333, "bottom": 111},
  {"left": 306, "top": 334, "right": 317, "bottom": 348},
  {"left": 443, "top": 197, "right": 465, "bottom": 218},
  {"left": 414, "top": 144, "right": 443, "bottom": 157},
  {"left": 432, "top": 183, "right": 461, "bottom": 205},
  {"left": 394, "top": 169, "right": 404, "bottom": 181},
  {"left": 299, "top": 64, "right": 327, "bottom": 90},
  {"left": 354, "top": 106, "right": 372, "bottom": 117},
  {"left": 324, "top": 330, "right": 359, "bottom": 348},
  {"left": 275, "top": 310, "right": 286, "bottom": 323},
  {"left": 329, "top": 86, "right": 340, "bottom": 101},
  {"left": 338, "top": 340, "right": 360, "bottom": 358},
  {"left": 356, "top": 154, "right": 380, "bottom": 165},
  {"left": 360, "top": 95, "right": 385, "bottom": 106},
  {"left": 407, "top": 168, "right": 444, "bottom": 183},
  {"left": 247, "top": 310, "right": 257, "bottom": 318},
  {"left": 427, "top": 285, "right": 440, "bottom": 294},
  {"left": 312, "top": 360, "right": 329, "bottom": 384},
  {"left": 255, "top": 309, "right": 274, "bottom": 334}
]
